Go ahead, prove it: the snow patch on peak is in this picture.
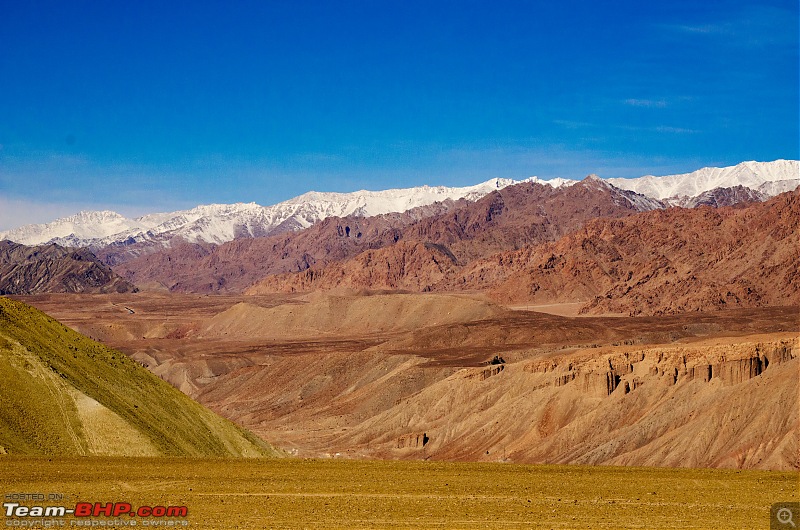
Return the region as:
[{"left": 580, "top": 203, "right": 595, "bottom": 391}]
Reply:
[
  {"left": 757, "top": 178, "right": 800, "bottom": 197},
  {"left": 580, "top": 174, "right": 613, "bottom": 190},
  {"left": 71, "top": 210, "right": 126, "bottom": 221},
  {"left": 518, "top": 176, "right": 578, "bottom": 189},
  {"left": 582, "top": 174, "right": 606, "bottom": 183},
  {"left": 607, "top": 160, "right": 798, "bottom": 200}
]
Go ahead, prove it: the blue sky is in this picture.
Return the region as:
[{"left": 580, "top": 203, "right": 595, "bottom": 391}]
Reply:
[{"left": 0, "top": 0, "right": 797, "bottom": 229}]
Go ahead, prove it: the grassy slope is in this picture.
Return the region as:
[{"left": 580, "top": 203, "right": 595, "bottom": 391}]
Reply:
[{"left": 0, "top": 296, "right": 277, "bottom": 457}]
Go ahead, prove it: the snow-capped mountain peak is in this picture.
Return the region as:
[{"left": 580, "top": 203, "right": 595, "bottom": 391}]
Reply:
[
  {"left": 0, "top": 177, "right": 550, "bottom": 248},
  {"left": 606, "top": 160, "right": 798, "bottom": 201},
  {"left": 0, "top": 210, "right": 154, "bottom": 247},
  {"left": 0, "top": 161, "right": 795, "bottom": 249}
]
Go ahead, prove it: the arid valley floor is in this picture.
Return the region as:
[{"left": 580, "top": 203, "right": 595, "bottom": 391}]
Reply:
[
  {"left": 17, "top": 292, "right": 799, "bottom": 467},
  {"left": 2, "top": 287, "right": 797, "bottom": 529},
  {"left": 2, "top": 456, "right": 797, "bottom": 529}
]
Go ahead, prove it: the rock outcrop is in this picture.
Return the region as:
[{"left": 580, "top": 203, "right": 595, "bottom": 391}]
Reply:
[
  {"left": 396, "top": 432, "right": 429, "bottom": 449},
  {"left": 667, "top": 185, "right": 767, "bottom": 208}
]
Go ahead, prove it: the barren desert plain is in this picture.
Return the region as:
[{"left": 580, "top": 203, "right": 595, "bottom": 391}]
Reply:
[
  {"left": 1, "top": 456, "right": 797, "bottom": 529},
  {"left": 3, "top": 291, "right": 797, "bottom": 528}
]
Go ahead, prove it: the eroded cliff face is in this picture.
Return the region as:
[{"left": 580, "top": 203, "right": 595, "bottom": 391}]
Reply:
[
  {"left": 524, "top": 338, "right": 795, "bottom": 396},
  {"left": 146, "top": 330, "right": 798, "bottom": 470},
  {"left": 323, "top": 336, "right": 799, "bottom": 470}
]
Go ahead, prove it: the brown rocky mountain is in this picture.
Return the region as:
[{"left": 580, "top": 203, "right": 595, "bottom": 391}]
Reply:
[
  {"left": 0, "top": 241, "right": 136, "bottom": 295},
  {"left": 458, "top": 189, "right": 800, "bottom": 314},
  {"left": 397, "top": 175, "right": 663, "bottom": 265},
  {"left": 249, "top": 176, "right": 662, "bottom": 294},
  {"left": 121, "top": 177, "right": 662, "bottom": 293},
  {"left": 251, "top": 190, "right": 799, "bottom": 316},
  {"left": 252, "top": 240, "right": 461, "bottom": 293},
  {"left": 108, "top": 200, "right": 463, "bottom": 292}
]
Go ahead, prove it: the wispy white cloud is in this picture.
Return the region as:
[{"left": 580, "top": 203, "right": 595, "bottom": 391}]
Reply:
[
  {"left": 655, "top": 126, "right": 698, "bottom": 134},
  {"left": 624, "top": 98, "right": 668, "bottom": 108},
  {"left": 662, "top": 5, "right": 797, "bottom": 49},
  {"left": 671, "top": 23, "right": 729, "bottom": 35},
  {"left": 615, "top": 124, "right": 699, "bottom": 135},
  {"left": 552, "top": 119, "right": 595, "bottom": 129}
]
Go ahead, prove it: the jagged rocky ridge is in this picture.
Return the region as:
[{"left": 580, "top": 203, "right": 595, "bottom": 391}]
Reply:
[
  {"left": 0, "top": 240, "right": 136, "bottom": 295},
  {"left": 251, "top": 189, "right": 800, "bottom": 316}
]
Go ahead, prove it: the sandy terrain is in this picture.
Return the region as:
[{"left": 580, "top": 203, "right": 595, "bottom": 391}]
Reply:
[
  {"left": 507, "top": 302, "right": 588, "bottom": 317},
  {"left": 19, "top": 292, "right": 800, "bottom": 470}
]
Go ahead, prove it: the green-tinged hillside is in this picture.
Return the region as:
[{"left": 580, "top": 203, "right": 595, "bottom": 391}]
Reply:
[{"left": 0, "top": 296, "right": 278, "bottom": 457}]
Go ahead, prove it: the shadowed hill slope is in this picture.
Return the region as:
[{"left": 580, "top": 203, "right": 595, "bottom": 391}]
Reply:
[
  {"left": 0, "top": 241, "right": 135, "bottom": 295},
  {"left": 247, "top": 240, "right": 461, "bottom": 294},
  {"left": 0, "top": 296, "right": 277, "bottom": 457}
]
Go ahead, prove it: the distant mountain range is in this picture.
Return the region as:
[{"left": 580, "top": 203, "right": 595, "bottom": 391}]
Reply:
[
  {"left": 0, "top": 159, "right": 797, "bottom": 316},
  {"left": 112, "top": 173, "right": 669, "bottom": 292},
  {"left": 247, "top": 185, "right": 800, "bottom": 316},
  {"left": 1, "top": 160, "right": 796, "bottom": 249},
  {"left": 0, "top": 177, "right": 571, "bottom": 249}
]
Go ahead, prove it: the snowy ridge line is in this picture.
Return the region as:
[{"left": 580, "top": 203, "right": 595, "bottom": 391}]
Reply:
[
  {"left": 1, "top": 160, "right": 796, "bottom": 248},
  {"left": 606, "top": 159, "right": 798, "bottom": 201},
  {"left": 0, "top": 176, "right": 574, "bottom": 247}
]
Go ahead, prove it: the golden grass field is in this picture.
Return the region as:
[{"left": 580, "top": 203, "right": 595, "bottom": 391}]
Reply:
[{"left": 1, "top": 457, "right": 797, "bottom": 529}]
